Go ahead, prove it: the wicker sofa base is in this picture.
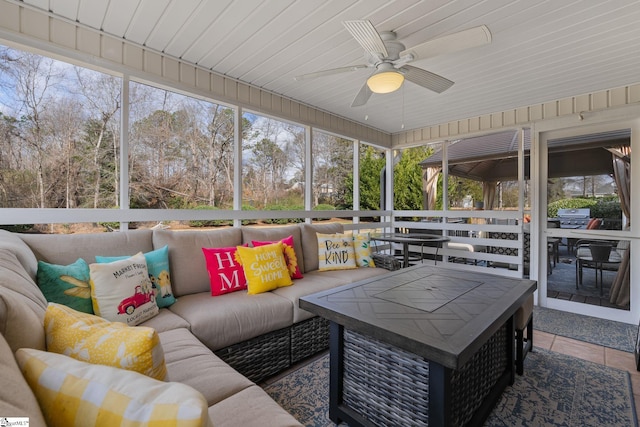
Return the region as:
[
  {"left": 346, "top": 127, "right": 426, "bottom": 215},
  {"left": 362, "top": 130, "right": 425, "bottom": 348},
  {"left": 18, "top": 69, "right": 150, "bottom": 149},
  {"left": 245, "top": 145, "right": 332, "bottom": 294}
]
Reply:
[
  {"left": 215, "top": 316, "right": 330, "bottom": 383},
  {"left": 341, "top": 324, "right": 509, "bottom": 427}
]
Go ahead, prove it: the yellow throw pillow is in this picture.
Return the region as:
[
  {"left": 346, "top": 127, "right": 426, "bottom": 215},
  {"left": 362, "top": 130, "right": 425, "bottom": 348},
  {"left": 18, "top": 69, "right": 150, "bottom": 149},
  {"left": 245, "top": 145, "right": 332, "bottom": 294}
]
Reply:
[
  {"left": 89, "top": 252, "right": 159, "bottom": 326},
  {"left": 353, "top": 232, "right": 376, "bottom": 268},
  {"left": 45, "top": 303, "right": 167, "bottom": 380},
  {"left": 16, "top": 348, "right": 211, "bottom": 427},
  {"left": 236, "top": 242, "right": 293, "bottom": 294},
  {"left": 317, "top": 233, "right": 357, "bottom": 271}
]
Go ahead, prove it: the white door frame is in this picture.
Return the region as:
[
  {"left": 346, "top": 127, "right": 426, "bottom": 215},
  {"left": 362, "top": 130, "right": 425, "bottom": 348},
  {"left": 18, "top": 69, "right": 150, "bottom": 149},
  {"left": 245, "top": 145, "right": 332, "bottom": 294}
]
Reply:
[{"left": 535, "top": 112, "right": 640, "bottom": 324}]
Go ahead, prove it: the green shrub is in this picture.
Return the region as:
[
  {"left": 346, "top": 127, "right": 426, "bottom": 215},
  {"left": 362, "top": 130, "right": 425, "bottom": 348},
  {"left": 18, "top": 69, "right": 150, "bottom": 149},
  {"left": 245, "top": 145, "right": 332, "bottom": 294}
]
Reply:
[
  {"left": 313, "top": 204, "right": 335, "bottom": 211},
  {"left": 547, "top": 198, "right": 596, "bottom": 218},
  {"left": 312, "top": 204, "right": 336, "bottom": 221},
  {"left": 98, "top": 222, "right": 120, "bottom": 231},
  {"left": 262, "top": 202, "right": 304, "bottom": 224},
  {"left": 241, "top": 204, "right": 258, "bottom": 225},
  {"left": 591, "top": 199, "right": 622, "bottom": 219},
  {"left": 0, "top": 224, "right": 34, "bottom": 233},
  {"left": 188, "top": 206, "right": 232, "bottom": 227},
  {"left": 547, "top": 197, "right": 621, "bottom": 220}
]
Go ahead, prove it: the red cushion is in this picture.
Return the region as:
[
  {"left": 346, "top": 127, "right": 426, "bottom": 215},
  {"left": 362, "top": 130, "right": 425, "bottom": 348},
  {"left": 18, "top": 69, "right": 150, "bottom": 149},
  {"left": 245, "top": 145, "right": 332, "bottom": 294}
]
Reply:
[
  {"left": 202, "top": 246, "right": 248, "bottom": 296},
  {"left": 252, "top": 235, "right": 303, "bottom": 279},
  {"left": 587, "top": 218, "right": 601, "bottom": 230}
]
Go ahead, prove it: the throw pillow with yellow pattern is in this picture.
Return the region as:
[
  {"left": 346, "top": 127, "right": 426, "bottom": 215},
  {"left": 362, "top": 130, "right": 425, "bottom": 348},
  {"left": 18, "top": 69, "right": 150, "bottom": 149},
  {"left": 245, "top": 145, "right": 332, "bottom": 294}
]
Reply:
[
  {"left": 353, "top": 232, "right": 376, "bottom": 268},
  {"left": 44, "top": 303, "right": 166, "bottom": 380},
  {"left": 16, "top": 348, "right": 210, "bottom": 427}
]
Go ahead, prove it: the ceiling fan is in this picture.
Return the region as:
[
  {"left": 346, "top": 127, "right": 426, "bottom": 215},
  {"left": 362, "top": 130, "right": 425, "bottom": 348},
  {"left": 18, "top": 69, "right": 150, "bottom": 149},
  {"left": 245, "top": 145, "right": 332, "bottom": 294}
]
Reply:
[{"left": 294, "top": 20, "right": 492, "bottom": 107}]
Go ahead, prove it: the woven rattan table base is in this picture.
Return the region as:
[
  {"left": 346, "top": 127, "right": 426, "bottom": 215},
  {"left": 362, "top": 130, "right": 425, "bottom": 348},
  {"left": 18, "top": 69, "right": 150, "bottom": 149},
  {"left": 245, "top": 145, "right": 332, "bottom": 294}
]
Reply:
[{"left": 342, "top": 324, "right": 509, "bottom": 427}]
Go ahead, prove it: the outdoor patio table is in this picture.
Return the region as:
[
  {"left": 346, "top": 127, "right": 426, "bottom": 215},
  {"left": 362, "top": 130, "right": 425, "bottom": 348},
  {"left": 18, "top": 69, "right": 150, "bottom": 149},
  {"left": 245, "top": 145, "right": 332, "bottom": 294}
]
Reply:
[
  {"left": 300, "top": 264, "right": 536, "bottom": 427},
  {"left": 371, "top": 232, "right": 450, "bottom": 267}
]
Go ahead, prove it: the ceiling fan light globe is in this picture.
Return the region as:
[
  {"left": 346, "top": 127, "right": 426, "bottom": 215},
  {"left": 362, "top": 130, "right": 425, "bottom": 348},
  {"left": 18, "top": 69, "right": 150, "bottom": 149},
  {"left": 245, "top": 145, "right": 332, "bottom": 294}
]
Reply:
[{"left": 366, "top": 71, "right": 404, "bottom": 93}]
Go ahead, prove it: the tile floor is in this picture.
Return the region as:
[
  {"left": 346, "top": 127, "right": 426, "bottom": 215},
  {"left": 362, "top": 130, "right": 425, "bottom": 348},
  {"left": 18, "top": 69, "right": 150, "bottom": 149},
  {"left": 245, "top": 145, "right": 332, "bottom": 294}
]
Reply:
[{"left": 534, "top": 328, "right": 640, "bottom": 414}]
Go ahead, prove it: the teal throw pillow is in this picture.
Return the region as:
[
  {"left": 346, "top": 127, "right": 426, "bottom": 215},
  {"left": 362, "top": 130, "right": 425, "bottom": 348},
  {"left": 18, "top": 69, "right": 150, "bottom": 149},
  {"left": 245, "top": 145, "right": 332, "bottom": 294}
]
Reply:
[
  {"left": 36, "top": 258, "right": 93, "bottom": 313},
  {"left": 95, "top": 245, "right": 176, "bottom": 308}
]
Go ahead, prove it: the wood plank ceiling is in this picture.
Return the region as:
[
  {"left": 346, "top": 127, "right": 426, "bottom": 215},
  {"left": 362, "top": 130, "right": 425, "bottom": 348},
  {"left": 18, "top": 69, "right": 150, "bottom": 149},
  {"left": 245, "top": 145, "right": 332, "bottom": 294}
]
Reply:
[{"left": 16, "top": 0, "right": 640, "bottom": 134}]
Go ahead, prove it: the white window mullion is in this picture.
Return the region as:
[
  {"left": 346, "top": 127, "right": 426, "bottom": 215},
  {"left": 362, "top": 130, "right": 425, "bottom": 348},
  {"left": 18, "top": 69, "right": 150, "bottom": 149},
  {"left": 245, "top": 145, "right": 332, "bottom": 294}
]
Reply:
[
  {"left": 119, "top": 75, "right": 130, "bottom": 231},
  {"left": 233, "top": 106, "right": 243, "bottom": 227}
]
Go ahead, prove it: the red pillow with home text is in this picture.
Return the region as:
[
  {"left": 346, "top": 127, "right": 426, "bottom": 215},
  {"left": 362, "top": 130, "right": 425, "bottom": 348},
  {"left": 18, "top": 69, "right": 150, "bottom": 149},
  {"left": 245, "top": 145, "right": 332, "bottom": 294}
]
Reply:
[
  {"left": 202, "top": 246, "right": 248, "bottom": 296},
  {"left": 252, "top": 235, "right": 303, "bottom": 279}
]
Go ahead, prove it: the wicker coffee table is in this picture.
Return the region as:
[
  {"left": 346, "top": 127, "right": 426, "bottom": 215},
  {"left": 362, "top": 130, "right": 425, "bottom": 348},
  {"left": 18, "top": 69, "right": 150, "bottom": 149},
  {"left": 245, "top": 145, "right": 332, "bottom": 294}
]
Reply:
[{"left": 300, "top": 264, "right": 536, "bottom": 427}]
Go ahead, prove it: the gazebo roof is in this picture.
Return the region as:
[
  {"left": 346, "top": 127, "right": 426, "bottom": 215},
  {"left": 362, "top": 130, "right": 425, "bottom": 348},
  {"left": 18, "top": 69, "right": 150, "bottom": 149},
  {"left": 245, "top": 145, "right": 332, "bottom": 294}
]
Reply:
[{"left": 420, "top": 129, "right": 629, "bottom": 181}]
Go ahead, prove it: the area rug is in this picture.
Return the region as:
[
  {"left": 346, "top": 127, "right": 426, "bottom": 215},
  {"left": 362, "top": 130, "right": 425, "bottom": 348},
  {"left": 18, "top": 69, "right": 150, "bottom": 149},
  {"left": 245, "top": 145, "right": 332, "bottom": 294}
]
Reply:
[
  {"left": 534, "top": 306, "right": 637, "bottom": 352},
  {"left": 263, "top": 350, "right": 637, "bottom": 427}
]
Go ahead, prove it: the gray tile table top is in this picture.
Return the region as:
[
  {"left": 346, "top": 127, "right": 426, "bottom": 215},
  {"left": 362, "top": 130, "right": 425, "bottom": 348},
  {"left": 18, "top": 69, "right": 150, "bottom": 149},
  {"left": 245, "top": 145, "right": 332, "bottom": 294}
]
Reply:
[{"left": 300, "top": 264, "right": 537, "bottom": 369}]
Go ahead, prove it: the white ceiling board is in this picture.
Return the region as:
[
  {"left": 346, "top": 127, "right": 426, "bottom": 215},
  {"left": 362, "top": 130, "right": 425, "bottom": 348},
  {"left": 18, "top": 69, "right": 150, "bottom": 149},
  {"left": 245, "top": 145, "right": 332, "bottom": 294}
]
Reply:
[
  {"left": 102, "top": 0, "right": 140, "bottom": 37},
  {"left": 198, "top": 0, "right": 295, "bottom": 73},
  {"left": 124, "top": 0, "right": 171, "bottom": 45},
  {"left": 9, "top": 0, "right": 640, "bottom": 134},
  {"left": 221, "top": 0, "right": 343, "bottom": 79},
  {"left": 49, "top": 0, "right": 80, "bottom": 20},
  {"left": 77, "top": 0, "right": 109, "bottom": 30},
  {"left": 164, "top": 0, "right": 236, "bottom": 61},
  {"left": 23, "top": 0, "right": 47, "bottom": 11},
  {"left": 249, "top": 0, "right": 390, "bottom": 87}
]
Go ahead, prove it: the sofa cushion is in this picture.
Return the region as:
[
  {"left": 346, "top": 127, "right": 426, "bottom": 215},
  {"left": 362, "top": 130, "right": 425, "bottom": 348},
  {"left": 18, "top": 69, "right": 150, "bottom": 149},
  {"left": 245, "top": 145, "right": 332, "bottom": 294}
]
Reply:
[
  {"left": 273, "top": 269, "right": 388, "bottom": 323},
  {"left": 19, "top": 229, "right": 154, "bottom": 266},
  {"left": 299, "top": 223, "right": 344, "bottom": 272},
  {"left": 242, "top": 225, "right": 305, "bottom": 274},
  {"left": 271, "top": 273, "right": 340, "bottom": 323},
  {"left": 0, "top": 259, "right": 46, "bottom": 351},
  {"left": 0, "top": 248, "right": 48, "bottom": 310},
  {"left": 153, "top": 228, "right": 243, "bottom": 297},
  {"left": 0, "top": 333, "right": 47, "bottom": 426},
  {"left": 168, "top": 291, "right": 292, "bottom": 351},
  {"left": 202, "top": 246, "right": 248, "bottom": 296},
  {"left": 0, "top": 229, "right": 39, "bottom": 279},
  {"left": 353, "top": 232, "right": 376, "bottom": 268},
  {"left": 0, "top": 289, "right": 46, "bottom": 353},
  {"left": 317, "top": 232, "right": 357, "bottom": 271},
  {"left": 140, "top": 307, "right": 191, "bottom": 332},
  {"left": 89, "top": 252, "right": 159, "bottom": 326},
  {"left": 236, "top": 243, "right": 293, "bottom": 294},
  {"left": 16, "top": 348, "right": 211, "bottom": 427},
  {"left": 159, "top": 328, "right": 254, "bottom": 405},
  {"left": 252, "top": 235, "right": 303, "bottom": 279},
  {"left": 95, "top": 245, "right": 176, "bottom": 308},
  {"left": 37, "top": 258, "right": 93, "bottom": 313},
  {"left": 45, "top": 303, "right": 167, "bottom": 380},
  {"left": 208, "top": 385, "right": 303, "bottom": 427}
]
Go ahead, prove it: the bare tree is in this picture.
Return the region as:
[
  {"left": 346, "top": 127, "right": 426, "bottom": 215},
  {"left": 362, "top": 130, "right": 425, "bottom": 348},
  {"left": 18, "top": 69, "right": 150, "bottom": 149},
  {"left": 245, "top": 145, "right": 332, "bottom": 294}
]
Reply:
[
  {"left": 7, "top": 51, "right": 62, "bottom": 207},
  {"left": 74, "top": 68, "right": 121, "bottom": 208}
]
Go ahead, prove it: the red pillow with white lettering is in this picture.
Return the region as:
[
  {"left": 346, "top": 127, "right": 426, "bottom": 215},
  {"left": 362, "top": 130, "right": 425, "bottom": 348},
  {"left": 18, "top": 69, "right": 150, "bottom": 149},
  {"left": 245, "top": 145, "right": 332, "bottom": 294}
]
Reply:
[
  {"left": 252, "top": 235, "right": 303, "bottom": 279},
  {"left": 202, "top": 246, "right": 248, "bottom": 296}
]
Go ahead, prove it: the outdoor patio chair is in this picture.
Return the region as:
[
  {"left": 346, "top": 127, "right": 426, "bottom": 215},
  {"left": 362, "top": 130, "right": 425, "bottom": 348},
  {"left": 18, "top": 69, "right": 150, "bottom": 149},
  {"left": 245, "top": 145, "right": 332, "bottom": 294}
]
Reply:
[{"left": 575, "top": 239, "right": 622, "bottom": 295}]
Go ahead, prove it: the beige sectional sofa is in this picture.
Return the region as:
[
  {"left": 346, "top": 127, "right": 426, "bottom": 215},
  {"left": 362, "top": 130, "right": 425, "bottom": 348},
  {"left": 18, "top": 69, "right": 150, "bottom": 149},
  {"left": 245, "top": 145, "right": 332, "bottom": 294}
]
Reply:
[{"left": 0, "top": 222, "right": 388, "bottom": 426}]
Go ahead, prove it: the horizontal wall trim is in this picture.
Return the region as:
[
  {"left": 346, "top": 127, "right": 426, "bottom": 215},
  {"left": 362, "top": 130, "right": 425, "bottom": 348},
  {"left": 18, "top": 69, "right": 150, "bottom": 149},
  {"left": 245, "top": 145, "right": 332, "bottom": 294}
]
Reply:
[{"left": 392, "top": 84, "right": 640, "bottom": 147}]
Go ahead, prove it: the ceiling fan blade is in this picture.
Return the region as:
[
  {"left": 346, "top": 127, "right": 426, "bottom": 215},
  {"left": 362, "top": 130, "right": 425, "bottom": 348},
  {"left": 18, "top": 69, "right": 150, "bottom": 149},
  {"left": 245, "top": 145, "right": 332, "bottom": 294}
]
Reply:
[
  {"left": 351, "top": 81, "right": 373, "bottom": 107},
  {"left": 294, "top": 64, "right": 368, "bottom": 81},
  {"left": 343, "top": 20, "right": 388, "bottom": 58},
  {"left": 402, "top": 65, "right": 454, "bottom": 93},
  {"left": 401, "top": 25, "right": 491, "bottom": 61}
]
